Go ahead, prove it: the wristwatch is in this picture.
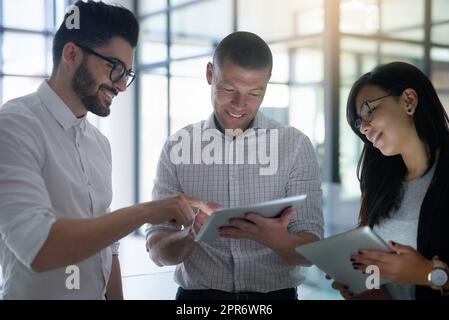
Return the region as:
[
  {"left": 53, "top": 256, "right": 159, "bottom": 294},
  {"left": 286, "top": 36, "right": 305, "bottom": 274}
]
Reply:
[{"left": 427, "top": 256, "right": 449, "bottom": 295}]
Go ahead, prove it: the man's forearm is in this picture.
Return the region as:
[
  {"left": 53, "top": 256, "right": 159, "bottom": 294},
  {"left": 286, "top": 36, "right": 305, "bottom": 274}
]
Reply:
[
  {"left": 31, "top": 194, "right": 201, "bottom": 272},
  {"left": 106, "top": 255, "right": 124, "bottom": 300},
  {"left": 31, "top": 205, "right": 149, "bottom": 272},
  {"left": 147, "top": 229, "right": 196, "bottom": 266},
  {"left": 272, "top": 232, "right": 320, "bottom": 265}
]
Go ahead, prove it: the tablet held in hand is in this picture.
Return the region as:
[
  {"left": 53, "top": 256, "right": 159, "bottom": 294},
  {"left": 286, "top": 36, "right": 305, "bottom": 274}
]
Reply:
[
  {"left": 296, "top": 226, "right": 392, "bottom": 294},
  {"left": 195, "top": 194, "right": 307, "bottom": 242}
]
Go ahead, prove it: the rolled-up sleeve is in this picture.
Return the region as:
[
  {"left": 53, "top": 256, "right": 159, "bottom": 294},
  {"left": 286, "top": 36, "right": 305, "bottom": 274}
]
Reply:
[
  {"left": 110, "top": 242, "right": 120, "bottom": 255},
  {"left": 103, "top": 208, "right": 120, "bottom": 255},
  {"left": 145, "top": 140, "right": 183, "bottom": 241},
  {"left": 0, "top": 112, "right": 56, "bottom": 269},
  {"left": 286, "top": 134, "right": 324, "bottom": 239}
]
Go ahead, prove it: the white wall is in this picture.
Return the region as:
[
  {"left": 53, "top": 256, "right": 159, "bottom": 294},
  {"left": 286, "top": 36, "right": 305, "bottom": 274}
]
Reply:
[
  {"left": 99, "top": 0, "right": 136, "bottom": 210},
  {"left": 97, "top": 86, "right": 136, "bottom": 210}
]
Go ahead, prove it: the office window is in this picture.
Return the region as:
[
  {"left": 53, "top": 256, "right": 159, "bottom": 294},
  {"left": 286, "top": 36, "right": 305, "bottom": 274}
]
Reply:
[
  {"left": 2, "top": 76, "right": 42, "bottom": 104},
  {"left": 431, "top": 0, "right": 449, "bottom": 114},
  {"left": 138, "top": 0, "right": 167, "bottom": 14},
  {"left": 0, "top": 0, "right": 73, "bottom": 106},
  {"left": 171, "top": 0, "right": 232, "bottom": 48},
  {"left": 381, "top": 0, "right": 425, "bottom": 41},
  {"left": 239, "top": 0, "right": 324, "bottom": 39},
  {"left": 431, "top": 48, "right": 449, "bottom": 113},
  {"left": 339, "top": 37, "right": 378, "bottom": 200},
  {"left": 340, "top": 0, "right": 379, "bottom": 35},
  {"left": 432, "top": 0, "right": 449, "bottom": 23},
  {"left": 169, "top": 77, "right": 211, "bottom": 132},
  {"left": 290, "top": 47, "right": 324, "bottom": 147},
  {"left": 139, "top": 14, "right": 167, "bottom": 65},
  {"left": 432, "top": 24, "right": 449, "bottom": 45},
  {"left": 138, "top": 70, "right": 168, "bottom": 202},
  {"left": 2, "top": 33, "right": 47, "bottom": 75},
  {"left": 136, "top": 0, "right": 449, "bottom": 300},
  {"left": 381, "top": 42, "right": 424, "bottom": 65},
  {"left": 2, "top": 0, "right": 47, "bottom": 30}
]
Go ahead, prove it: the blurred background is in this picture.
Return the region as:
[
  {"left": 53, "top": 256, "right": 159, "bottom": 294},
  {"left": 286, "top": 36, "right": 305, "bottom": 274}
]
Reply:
[{"left": 0, "top": 0, "right": 448, "bottom": 299}]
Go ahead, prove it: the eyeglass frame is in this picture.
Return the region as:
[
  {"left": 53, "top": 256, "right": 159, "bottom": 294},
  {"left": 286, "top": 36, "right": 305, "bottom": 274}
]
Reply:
[
  {"left": 354, "top": 93, "right": 392, "bottom": 129},
  {"left": 75, "top": 43, "right": 136, "bottom": 87}
]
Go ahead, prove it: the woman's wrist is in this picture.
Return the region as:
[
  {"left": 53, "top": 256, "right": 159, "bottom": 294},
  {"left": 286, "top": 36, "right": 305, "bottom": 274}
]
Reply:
[{"left": 418, "top": 259, "right": 434, "bottom": 286}]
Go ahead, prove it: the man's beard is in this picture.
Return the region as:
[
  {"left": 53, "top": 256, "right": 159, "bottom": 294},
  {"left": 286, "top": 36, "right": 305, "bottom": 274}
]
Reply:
[{"left": 72, "top": 58, "right": 117, "bottom": 117}]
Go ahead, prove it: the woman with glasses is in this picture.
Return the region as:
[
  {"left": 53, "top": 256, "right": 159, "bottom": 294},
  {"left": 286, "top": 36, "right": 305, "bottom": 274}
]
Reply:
[{"left": 331, "top": 61, "right": 449, "bottom": 300}]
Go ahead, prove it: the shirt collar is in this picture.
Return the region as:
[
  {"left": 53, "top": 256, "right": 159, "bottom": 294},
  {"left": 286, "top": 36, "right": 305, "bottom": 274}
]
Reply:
[
  {"left": 203, "top": 113, "right": 217, "bottom": 130},
  {"left": 203, "top": 111, "right": 269, "bottom": 131},
  {"left": 37, "top": 81, "right": 86, "bottom": 131},
  {"left": 251, "top": 111, "right": 268, "bottom": 129}
]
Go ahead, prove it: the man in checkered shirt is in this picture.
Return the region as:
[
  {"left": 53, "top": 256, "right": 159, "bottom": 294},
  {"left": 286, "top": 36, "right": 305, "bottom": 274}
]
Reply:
[{"left": 146, "top": 31, "right": 324, "bottom": 300}]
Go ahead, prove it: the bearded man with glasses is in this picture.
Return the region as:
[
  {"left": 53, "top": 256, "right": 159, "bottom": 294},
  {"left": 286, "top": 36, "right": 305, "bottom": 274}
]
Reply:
[{"left": 0, "top": 0, "right": 212, "bottom": 300}]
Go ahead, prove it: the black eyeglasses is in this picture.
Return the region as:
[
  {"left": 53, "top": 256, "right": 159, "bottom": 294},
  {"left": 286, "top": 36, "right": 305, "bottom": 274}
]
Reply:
[
  {"left": 354, "top": 93, "right": 392, "bottom": 129},
  {"left": 76, "top": 43, "right": 136, "bottom": 87}
]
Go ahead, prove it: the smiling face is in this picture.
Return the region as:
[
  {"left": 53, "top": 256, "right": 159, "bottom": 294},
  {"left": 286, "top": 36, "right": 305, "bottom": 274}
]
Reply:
[
  {"left": 72, "top": 37, "right": 134, "bottom": 117},
  {"left": 355, "top": 85, "right": 418, "bottom": 156},
  {"left": 207, "top": 59, "right": 270, "bottom": 131}
]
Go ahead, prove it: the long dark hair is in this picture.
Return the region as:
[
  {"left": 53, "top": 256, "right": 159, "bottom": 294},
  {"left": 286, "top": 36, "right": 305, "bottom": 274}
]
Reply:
[{"left": 346, "top": 62, "right": 449, "bottom": 227}]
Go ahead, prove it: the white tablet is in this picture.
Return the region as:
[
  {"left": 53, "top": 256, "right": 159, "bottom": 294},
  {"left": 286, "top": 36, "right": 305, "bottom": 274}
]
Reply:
[
  {"left": 194, "top": 194, "right": 307, "bottom": 242},
  {"left": 296, "top": 226, "right": 392, "bottom": 294}
]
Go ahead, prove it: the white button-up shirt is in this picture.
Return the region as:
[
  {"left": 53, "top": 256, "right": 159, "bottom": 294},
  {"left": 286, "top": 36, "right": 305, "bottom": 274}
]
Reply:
[{"left": 0, "top": 81, "right": 115, "bottom": 299}]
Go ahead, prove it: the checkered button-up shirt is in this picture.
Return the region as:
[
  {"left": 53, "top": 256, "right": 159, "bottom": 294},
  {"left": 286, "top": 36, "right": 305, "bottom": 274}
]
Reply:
[{"left": 146, "top": 111, "right": 323, "bottom": 292}]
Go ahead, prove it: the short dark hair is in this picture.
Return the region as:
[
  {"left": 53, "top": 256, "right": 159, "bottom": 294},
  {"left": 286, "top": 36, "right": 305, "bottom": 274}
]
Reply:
[
  {"left": 213, "top": 31, "right": 273, "bottom": 74},
  {"left": 52, "top": 0, "right": 139, "bottom": 68},
  {"left": 346, "top": 61, "right": 449, "bottom": 226}
]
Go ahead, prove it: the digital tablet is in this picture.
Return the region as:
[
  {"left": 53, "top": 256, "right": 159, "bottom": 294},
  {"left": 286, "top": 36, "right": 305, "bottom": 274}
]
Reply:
[
  {"left": 194, "top": 194, "right": 307, "bottom": 242},
  {"left": 296, "top": 226, "right": 392, "bottom": 294}
]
